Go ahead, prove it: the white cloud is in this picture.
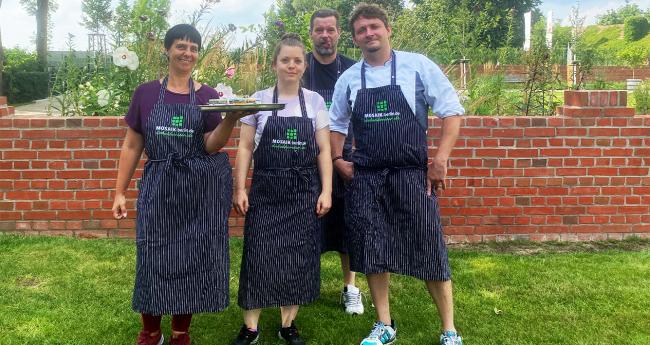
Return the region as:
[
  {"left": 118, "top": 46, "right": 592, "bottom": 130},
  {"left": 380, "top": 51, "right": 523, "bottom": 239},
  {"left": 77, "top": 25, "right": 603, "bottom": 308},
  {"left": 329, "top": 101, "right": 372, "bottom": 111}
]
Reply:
[{"left": 1, "top": 0, "right": 274, "bottom": 52}]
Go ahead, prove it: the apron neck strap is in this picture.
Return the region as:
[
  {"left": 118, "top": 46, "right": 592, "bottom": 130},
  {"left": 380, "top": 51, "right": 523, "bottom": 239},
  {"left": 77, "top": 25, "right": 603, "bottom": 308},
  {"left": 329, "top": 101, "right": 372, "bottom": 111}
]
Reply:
[
  {"left": 158, "top": 76, "right": 197, "bottom": 105},
  {"left": 310, "top": 54, "right": 341, "bottom": 91},
  {"left": 272, "top": 85, "right": 308, "bottom": 118},
  {"left": 361, "top": 50, "right": 396, "bottom": 90}
]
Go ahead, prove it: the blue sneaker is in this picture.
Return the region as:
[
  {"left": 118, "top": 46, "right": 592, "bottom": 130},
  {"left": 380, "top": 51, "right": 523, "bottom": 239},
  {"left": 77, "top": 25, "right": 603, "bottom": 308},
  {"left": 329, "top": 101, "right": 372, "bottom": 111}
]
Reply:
[
  {"left": 360, "top": 321, "right": 396, "bottom": 345},
  {"left": 440, "top": 330, "right": 462, "bottom": 345}
]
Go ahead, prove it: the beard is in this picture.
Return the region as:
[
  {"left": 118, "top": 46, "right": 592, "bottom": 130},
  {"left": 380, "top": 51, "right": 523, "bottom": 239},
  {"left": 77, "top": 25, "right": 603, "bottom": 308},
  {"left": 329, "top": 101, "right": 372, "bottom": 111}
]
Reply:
[
  {"left": 365, "top": 46, "right": 381, "bottom": 53},
  {"left": 315, "top": 42, "right": 336, "bottom": 57}
]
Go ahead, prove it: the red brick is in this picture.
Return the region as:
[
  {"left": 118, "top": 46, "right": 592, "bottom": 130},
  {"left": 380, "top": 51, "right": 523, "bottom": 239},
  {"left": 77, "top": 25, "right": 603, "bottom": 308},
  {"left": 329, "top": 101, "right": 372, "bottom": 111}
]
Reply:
[
  {"left": 74, "top": 150, "right": 107, "bottom": 159},
  {"left": 6, "top": 191, "right": 39, "bottom": 200},
  {"left": 564, "top": 91, "right": 589, "bottom": 106},
  {"left": 603, "top": 107, "right": 635, "bottom": 117},
  {"left": 589, "top": 128, "right": 619, "bottom": 136},
  {"left": 621, "top": 128, "right": 650, "bottom": 136},
  {"left": 598, "top": 91, "right": 609, "bottom": 106},
  {"left": 563, "top": 106, "right": 602, "bottom": 117},
  {"left": 75, "top": 191, "right": 110, "bottom": 200},
  {"left": 57, "top": 171, "right": 91, "bottom": 179},
  {"left": 492, "top": 129, "right": 524, "bottom": 137},
  {"left": 620, "top": 91, "right": 628, "bottom": 106},
  {"left": 38, "top": 151, "right": 72, "bottom": 160},
  {"left": 4, "top": 151, "right": 37, "bottom": 159},
  {"left": 571, "top": 148, "right": 602, "bottom": 157}
]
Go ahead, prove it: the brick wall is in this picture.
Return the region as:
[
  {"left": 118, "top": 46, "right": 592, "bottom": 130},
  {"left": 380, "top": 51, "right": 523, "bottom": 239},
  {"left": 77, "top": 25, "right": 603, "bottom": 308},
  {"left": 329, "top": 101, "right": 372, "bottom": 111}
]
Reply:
[
  {"left": 469, "top": 65, "right": 650, "bottom": 83},
  {"left": 1, "top": 94, "right": 649, "bottom": 242},
  {"left": 0, "top": 97, "right": 16, "bottom": 116}
]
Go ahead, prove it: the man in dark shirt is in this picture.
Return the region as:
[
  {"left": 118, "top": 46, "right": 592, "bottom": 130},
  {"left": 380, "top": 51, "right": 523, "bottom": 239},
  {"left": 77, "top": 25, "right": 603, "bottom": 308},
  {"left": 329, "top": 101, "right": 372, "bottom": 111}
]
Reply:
[{"left": 303, "top": 8, "right": 362, "bottom": 315}]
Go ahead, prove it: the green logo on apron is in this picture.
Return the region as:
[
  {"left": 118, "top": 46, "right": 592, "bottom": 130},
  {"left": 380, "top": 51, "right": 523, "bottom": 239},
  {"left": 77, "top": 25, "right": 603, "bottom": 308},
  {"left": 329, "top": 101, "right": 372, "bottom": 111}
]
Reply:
[
  {"left": 376, "top": 100, "right": 388, "bottom": 113},
  {"left": 286, "top": 128, "right": 298, "bottom": 140},
  {"left": 325, "top": 100, "right": 332, "bottom": 110},
  {"left": 171, "top": 115, "right": 184, "bottom": 127}
]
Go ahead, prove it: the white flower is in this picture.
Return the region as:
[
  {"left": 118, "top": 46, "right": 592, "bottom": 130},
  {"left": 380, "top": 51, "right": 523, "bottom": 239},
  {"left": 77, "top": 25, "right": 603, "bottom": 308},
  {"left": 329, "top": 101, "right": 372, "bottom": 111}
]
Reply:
[
  {"left": 126, "top": 52, "right": 139, "bottom": 71},
  {"left": 113, "top": 47, "right": 130, "bottom": 67},
  {"left": 215, "top": 83, "right": 234, "bottom": 98},
  {"left": 97, "top": 89, "right": 110, "bottom": 107}
]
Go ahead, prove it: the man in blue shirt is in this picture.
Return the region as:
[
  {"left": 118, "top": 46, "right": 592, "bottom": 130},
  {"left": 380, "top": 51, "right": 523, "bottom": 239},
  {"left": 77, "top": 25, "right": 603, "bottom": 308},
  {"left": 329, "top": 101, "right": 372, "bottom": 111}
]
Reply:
[
  {"left": 329, "top": 3, "right": 464, "bottom": 345},
  {"left": 303, "top": 8, "right": 363, "bottom": 316}
]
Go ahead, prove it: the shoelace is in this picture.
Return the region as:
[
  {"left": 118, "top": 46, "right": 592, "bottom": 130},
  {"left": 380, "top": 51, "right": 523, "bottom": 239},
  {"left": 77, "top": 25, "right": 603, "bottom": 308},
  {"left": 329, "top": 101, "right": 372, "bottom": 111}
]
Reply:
[
  {"left": 440, "top": 333, "right": 461, "bottom": 345},
  {"left": 368, "top": 322, "right": 386, "bottom": 339},
  {"left": 342, "top": 290, "right": 363, "bottom": 308}
]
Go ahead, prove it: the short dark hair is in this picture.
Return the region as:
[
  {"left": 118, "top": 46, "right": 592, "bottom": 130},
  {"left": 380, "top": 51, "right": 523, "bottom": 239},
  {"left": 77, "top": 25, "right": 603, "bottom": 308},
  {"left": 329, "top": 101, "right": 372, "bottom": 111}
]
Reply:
[
  {"left": 310, "top": 9, "right": 340, "bottom": 32},
  {"left": 348, "top": 3, "right": 389, "bottom": 36},
  {"left": 272, "top": 33, "right": 306, "bottom": 64},
  {"left": 164, "top": 24, "right": 202, "bottom": 51}
]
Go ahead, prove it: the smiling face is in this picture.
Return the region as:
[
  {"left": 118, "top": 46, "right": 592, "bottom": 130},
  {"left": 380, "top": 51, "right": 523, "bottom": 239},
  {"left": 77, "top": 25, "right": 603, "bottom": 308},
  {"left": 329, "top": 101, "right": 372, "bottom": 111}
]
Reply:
[
  {"left": 310, "top": 16, "right": 340, "bottom": 57},
  {"left": 167, "top": 38, "right": 199, "bottom": 74},
  {"left": 273, "top": 45, "right": 306, "bottom": 84},
  {"left": 351, "top": 16, "right": 392, "bottom": 54}
]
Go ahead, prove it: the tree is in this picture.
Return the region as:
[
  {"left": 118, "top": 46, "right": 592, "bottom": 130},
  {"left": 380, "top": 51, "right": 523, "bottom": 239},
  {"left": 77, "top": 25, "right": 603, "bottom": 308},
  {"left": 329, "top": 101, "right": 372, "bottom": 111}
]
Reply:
[
  {"left": 597, "top": 0, "right": 645, "bottom": 25},
  {"left": 619, "top": 45, "right": 648, "bottom": 79},
  {"left": 0, "top": 0, "right": 4, "bottom": 96},
  {"left": 392, "top": 0, "right": 541, "bottom": 64},
  {"left": 20, "top": 0, "right": 58, "bottom": 71},
  {"left": 81, "top": 0, "right": 112, "bottom": 33}
]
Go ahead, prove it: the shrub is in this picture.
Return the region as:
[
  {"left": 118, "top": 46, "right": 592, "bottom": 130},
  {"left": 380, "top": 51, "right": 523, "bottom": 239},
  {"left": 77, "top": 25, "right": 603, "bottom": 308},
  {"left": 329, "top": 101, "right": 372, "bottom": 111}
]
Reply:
[
  {"left": 624, "top": 16, "right": 649, "bottom": 42},
  {"left": 633, "top": 81, "right": 650, "bottom": 114},
  {"left": 4, "top": 71, "right": 49, "bottom": 103}
]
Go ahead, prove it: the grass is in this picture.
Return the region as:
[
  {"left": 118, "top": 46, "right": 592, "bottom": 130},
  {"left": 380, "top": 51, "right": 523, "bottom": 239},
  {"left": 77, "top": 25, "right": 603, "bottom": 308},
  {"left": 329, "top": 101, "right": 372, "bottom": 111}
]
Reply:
[{"left": 1, "top": 235, "right": 650, "bottom": 345}]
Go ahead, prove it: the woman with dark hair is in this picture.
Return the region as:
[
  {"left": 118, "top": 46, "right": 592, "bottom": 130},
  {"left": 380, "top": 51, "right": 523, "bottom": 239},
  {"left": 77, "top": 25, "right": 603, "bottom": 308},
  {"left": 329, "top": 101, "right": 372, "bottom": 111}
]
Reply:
[
  {"left": 111, "top": 24, "right": 251, "bottom": 345},
  {"left": 230, "top": 33, "right": 332, "bottom": 345}
]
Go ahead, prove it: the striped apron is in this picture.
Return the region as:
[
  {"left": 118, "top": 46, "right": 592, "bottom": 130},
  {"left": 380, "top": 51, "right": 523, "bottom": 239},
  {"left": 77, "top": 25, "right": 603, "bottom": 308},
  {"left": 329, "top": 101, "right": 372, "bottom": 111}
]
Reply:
[
  {"left": 308, "top": 55, "right": 353, "bottom": 254},
  {"left": 132, "top": 77, "right": 232, "bottom": 314},
  {"left": 345, "top": 51, "right": 451, "bottom": 281},
  {"left": 238, "top": 87, "right": 322, "bottom": 310}
]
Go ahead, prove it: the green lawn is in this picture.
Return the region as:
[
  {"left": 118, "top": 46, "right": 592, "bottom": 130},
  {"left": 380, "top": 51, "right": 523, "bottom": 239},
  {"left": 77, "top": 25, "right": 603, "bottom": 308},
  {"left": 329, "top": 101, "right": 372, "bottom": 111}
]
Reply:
[{"left": 1, "top": 235, "right": 649, "bottom": 345}]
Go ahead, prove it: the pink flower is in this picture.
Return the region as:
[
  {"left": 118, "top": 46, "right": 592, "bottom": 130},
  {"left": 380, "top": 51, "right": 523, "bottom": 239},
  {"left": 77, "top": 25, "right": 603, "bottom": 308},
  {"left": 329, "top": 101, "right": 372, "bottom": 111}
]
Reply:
[{"left": 225, "top": 66, "right": 236, "bottom": 79}]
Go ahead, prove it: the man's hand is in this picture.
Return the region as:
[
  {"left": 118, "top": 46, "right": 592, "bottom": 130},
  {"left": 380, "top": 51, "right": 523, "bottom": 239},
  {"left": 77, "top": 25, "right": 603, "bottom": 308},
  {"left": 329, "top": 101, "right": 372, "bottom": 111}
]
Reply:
[
  {"left": 426, "top": 157, "right": 447, "bottom": 196},
  {"left": 233, "top": 189, "right": 249, "bottom": 216},
  {"left": 334, "top": 160, "right": 354, "bottom": 181}
]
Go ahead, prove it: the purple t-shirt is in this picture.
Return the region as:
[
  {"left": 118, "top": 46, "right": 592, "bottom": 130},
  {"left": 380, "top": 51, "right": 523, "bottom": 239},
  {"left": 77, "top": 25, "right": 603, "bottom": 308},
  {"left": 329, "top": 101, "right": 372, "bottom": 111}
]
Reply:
[{"left": 124, "top": 80, "right": 221, "bottom": 134}]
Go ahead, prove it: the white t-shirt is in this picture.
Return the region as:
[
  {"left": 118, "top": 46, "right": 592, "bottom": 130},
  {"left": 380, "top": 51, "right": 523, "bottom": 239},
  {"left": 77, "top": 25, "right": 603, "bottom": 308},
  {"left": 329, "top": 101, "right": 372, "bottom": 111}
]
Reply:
[{"left": 240, "top": 87, "right": 329, "bottom": 149}]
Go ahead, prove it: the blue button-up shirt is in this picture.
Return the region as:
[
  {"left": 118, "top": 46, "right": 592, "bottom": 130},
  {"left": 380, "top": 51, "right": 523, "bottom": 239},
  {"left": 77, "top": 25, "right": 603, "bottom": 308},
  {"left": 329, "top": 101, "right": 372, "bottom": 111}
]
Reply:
[{"left": 329, "top": 50, "right": 464, "bottom": 135}]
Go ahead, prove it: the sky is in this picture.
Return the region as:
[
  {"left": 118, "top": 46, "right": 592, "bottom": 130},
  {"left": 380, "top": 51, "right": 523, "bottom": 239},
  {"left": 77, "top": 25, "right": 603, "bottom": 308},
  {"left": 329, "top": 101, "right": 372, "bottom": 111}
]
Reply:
[{"left": 1, "top": 0, "right": 649, "bottom": 52}]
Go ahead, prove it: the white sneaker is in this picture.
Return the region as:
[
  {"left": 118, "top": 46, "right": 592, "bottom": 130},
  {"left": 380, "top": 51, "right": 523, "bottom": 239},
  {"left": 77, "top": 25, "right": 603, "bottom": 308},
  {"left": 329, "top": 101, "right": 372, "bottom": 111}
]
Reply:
[{"left": 341, "top": 284, "right": 364, "bottom": 315}]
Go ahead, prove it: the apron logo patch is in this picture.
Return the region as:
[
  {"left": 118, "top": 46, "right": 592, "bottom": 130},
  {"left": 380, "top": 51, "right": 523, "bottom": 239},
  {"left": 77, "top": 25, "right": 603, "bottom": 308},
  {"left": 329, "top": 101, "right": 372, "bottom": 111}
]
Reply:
[
  {"left": 170, "top": 115, "right": 184, "bottom": 127},
  {"left": 156, "top": 115, "right": 194, "bottom": 138},
  {"left": 364, "top": 100, "right": 400, "bottom": 123},
  {"left": 286, "top": 128, "right": 298, "bottom": 140},
  {"left": 272, "top": 128, "right": 306, "bottom": 150},
  {"left": 325, "top": 100, "right": 332, "bottom": 110},
  {"left": 376, "top": 100, "right": 388, "bottom": 112}
]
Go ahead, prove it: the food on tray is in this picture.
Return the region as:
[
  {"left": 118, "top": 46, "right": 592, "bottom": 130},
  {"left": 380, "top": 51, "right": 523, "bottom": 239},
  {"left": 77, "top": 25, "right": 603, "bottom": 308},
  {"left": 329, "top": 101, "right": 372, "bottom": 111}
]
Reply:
[{"left": 208, "top": 97, "right": 259, "bottom": 105}]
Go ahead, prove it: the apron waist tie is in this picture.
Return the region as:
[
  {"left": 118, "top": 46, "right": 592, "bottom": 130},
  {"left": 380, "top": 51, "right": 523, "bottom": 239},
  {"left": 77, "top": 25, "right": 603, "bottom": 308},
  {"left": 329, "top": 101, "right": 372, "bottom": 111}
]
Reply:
[{"left": 149, "top": 153, "right": 193, "bottom": 171}]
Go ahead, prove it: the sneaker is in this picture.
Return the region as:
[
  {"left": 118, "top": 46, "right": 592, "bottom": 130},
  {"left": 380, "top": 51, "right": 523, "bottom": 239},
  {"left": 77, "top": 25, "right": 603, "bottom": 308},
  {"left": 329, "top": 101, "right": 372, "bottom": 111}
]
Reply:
[
  {"left": 136, "top": 330, "right": 164, "bottom": 345},
  {"left": 341, "top": 285, "right": 364, "bottom": 315},
  {"left": 360, "top": 321, "right": 396, "bottom": 345},
  {"left": 231, "top": 325, "right": 259, "bottom": 345},
  {"left": 440, "top": 330, "right": 463, "bottom": 345},
  {"left": 170, "top": 332, "right": 191, "bottom": 345},
  {"left": 278, "top": 322, "right": 306, "bottom": 345}
]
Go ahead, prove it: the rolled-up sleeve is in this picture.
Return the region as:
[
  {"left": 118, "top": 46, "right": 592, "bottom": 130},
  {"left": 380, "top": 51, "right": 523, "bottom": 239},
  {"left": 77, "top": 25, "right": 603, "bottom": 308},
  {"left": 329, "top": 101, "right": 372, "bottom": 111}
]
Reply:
[
  {"left": 329, "top": 76, "right": 351, "bottom": 135},
  {"left": 421, "top": 57, "right": 465, "bottom": 118}
]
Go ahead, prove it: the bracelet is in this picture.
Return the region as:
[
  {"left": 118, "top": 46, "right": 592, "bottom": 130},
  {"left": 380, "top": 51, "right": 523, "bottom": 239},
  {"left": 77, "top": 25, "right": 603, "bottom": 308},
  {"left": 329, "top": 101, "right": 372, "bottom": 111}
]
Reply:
[{"left": 332, "top": 156, "right": 344, "bottom": 162}]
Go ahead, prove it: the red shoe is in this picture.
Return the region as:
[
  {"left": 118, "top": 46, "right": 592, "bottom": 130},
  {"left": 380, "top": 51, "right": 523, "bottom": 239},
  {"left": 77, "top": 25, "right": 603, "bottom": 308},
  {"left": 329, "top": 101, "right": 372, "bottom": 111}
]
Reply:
[
  {"left": 170, "top": 332, "right": 191, "bottom": 345},
  {"left": 136, "top": 330, "right": 164, "bottom": 345}
]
